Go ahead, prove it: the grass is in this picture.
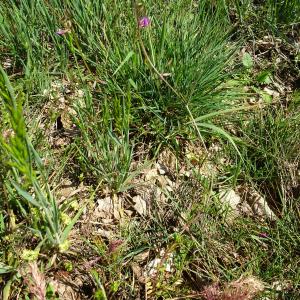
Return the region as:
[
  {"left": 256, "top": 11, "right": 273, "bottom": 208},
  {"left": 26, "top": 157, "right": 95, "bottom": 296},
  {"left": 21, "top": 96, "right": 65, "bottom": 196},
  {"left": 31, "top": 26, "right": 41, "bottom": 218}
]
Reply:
[
  {"left": 0, "top": 0, "right": 299, "bottom": 299},
  {"left": 228, "top": 0, "right": 300, "bottom": 26},
  {"left": 0, "top": 66, "right": 83, "bottom": 249}
]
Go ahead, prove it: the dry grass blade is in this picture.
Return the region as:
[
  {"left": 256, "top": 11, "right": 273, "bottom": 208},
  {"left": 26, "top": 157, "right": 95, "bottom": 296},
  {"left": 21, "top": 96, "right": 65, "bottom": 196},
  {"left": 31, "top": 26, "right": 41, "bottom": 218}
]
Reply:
[{"left": 22, "top": 262, "right": 46, "bottom": 300}]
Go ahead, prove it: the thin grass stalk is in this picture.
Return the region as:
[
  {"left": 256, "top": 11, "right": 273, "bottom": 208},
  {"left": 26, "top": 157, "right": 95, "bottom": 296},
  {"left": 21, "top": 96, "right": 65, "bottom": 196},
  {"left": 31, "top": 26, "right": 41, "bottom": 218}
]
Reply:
[{"left": 132, "top": 1, "right": 208, "bottom": 152}]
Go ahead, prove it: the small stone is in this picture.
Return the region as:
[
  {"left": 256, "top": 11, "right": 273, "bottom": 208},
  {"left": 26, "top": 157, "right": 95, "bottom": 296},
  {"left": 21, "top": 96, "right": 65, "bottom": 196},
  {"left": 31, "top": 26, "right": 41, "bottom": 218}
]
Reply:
[
  {"left": 157, "top": 162, "right": 167, "bottom": 175},
  {"left": 219, "top": 189, "right": 241, "bottom": 211}
]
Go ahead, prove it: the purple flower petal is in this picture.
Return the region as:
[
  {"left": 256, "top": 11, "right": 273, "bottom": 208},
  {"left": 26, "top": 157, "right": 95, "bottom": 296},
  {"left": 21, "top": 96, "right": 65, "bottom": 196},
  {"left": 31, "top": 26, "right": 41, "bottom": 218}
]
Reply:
[
  {"left": 139, "top": 16, "right": 151, "bottom": 28},
  {"left": 108, "top": 239, "right": 123, "bottom": 253},
  {"left": 56, "top": 28, "right": 70, "bottom": 36},
  {"left": 259, "top": 232, "right": 268, "bottom": 238}
]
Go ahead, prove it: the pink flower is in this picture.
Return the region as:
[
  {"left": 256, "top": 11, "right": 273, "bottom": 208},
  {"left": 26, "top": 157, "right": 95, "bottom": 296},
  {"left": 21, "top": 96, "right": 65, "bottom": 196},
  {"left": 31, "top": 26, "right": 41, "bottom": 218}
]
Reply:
[
  {"left": 139, "top": 16, "right": 151, "bottom": 28},
  {"left": 108, "top": 239, "right": 123, "bottom": 253},
  {"left": 259, "top": 232, "right": 268, "bottom": 238},
  {"left": 56, "top": 28, "right": 70, "bottom": 36}
]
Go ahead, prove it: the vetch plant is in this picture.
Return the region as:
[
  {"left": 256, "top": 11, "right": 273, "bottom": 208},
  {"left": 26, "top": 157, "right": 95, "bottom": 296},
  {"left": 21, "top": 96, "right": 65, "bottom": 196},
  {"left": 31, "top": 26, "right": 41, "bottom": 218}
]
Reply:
[{"left": 138, "top": 16, "right": 151, "bottom": 28}]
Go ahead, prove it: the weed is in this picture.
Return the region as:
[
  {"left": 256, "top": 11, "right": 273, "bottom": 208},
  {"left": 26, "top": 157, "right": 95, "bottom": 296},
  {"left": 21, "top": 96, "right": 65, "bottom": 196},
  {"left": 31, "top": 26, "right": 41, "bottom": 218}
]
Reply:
[{"left": 0, "top": 66, "right": 81, "bottom": 249}]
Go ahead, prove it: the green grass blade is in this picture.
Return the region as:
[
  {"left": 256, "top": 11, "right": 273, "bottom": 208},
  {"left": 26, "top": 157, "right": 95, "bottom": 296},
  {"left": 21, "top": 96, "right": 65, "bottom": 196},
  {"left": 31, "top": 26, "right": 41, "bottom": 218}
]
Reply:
[
  {"left": 113, "top": 51, "right": 135, "bottom": 76},
  {"left": 196, "top": 122, "right": 242, "bottom": 157},
  {"left": 11, "top": 181, "right": 41, "bottom": 207}
]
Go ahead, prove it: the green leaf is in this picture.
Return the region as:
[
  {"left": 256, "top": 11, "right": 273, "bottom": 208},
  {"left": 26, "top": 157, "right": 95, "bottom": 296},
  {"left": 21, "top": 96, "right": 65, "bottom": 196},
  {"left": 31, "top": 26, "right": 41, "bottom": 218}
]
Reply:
[
  {"left": 21, "top": 249, "right": 40, "bottom": 261},
  {"left": 129, "top": 78, "right": 138, "bottom": 90},
  {"left": 60, "top": 206, "right": 85, "bottom": 244},
  {"left": 261, "top": 92, "right": 272, "bottom": 103},
  {"left": 3, "top": 279, "right": 12, "bottom": 300},
  {"left": 190, "top": 106, "right": 254, "bottom": 123},
  {"left": 91, "top": 270, "right": 108, "bottom": 300},
  {"left": 0, "top": 263, "right": 15, "bottom": 275},
  {"left": 242, "top": 52, "right": 253, "bottom": 68},
  {"left": 113, "top": 51, "right": 135, "bottom": 76},
  {"left": 256, "top": 70, "right": 272, "bottom": 84},
  {"left": 11, "top": 181, "right": 40, "bottom": 207}
]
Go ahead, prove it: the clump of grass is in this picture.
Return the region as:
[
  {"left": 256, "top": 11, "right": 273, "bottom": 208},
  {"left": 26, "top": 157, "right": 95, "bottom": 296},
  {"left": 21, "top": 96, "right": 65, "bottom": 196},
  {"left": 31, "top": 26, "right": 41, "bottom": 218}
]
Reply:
[
  {"left": 74, "top": 92, "right": 135, "bottom": 193},
  {"left": 98, "top": 1, "right": 238, "bottom": 139},
  {"left": 1, "top": 0, "right": 240, "bottom": 147},
  {"left": 265, "top": 0, "right": 300, "bottom": 26},
  {"left": 0, "top": 66, "right": 80, "bottom": 249},
  {"left": 229, "top": 105, "right": 300, "bottom": 211}
]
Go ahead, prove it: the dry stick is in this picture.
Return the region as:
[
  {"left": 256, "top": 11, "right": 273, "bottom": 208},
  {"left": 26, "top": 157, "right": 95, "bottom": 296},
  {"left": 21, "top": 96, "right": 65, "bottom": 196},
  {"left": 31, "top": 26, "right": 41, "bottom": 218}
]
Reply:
[{"left": 133, "top": 3, "right": 208, "bottom": 153}]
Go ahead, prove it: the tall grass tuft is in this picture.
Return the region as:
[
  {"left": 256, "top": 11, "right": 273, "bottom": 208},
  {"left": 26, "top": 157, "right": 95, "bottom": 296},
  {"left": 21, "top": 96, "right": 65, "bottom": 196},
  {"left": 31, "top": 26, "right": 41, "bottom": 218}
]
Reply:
[
  {"left": 0, "top": 0, "right": 240, "bottom": 144},
  {"left": 0, "top": 66, "right": 80, "bottom": 249},
  {"left": 74, "top": 91, "right": 135, "bottom": 193}
]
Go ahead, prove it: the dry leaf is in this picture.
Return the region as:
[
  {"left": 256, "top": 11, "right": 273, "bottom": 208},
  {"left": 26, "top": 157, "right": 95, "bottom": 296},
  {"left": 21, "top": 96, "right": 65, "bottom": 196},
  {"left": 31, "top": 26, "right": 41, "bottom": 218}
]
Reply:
[
  {"left": 241, "top": 186, "right": 277, "bottom": 220},
  {"left": 144, "top": 167, "right": 158, "bottom": 181},
  {"left": 133, "top": 195, "right": 147, "bottom": 215},
  {"left": 131, "top": 263, "right": 146, "bottom": 284},
  {"left": 96, "top": 197, "right": 114, "bottom": 218},
  {"left": 224, "top": 275, "right": 264, "bottom": 300},
  {"left": 133, "top": 250, "right": 150, "bottom": 263}
]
